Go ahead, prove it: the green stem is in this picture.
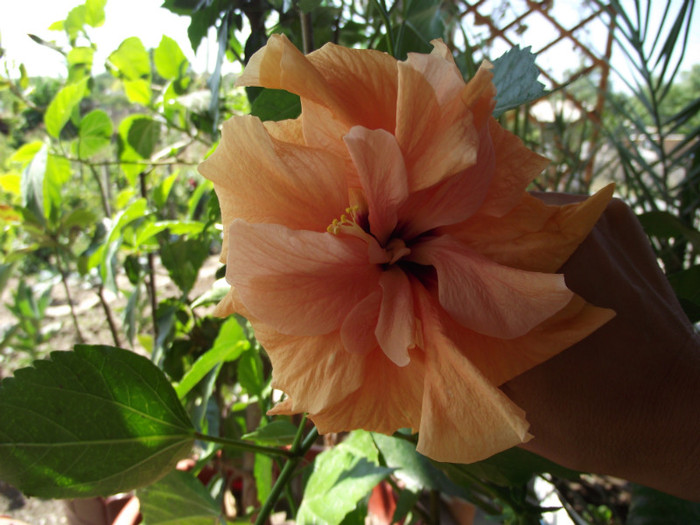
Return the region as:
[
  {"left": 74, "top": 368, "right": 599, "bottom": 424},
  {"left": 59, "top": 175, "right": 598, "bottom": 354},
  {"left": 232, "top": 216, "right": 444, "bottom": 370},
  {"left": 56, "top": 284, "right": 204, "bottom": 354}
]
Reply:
[
  {"left": 193, "top": 431, "right": 293, "bottom": 458},
  {"left": 255, "top": 417, "right": 318, "bottom": 525},
  {"left": 372, "top": 0, "right": 395, "bottom": 57}
]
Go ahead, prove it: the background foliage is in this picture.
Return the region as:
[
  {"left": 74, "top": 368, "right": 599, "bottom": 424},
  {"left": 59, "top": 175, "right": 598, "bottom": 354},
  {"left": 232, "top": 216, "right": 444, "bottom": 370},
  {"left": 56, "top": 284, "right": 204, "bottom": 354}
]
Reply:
[{"left": 0, "top": 0, "right": 698, "bottom": 523}]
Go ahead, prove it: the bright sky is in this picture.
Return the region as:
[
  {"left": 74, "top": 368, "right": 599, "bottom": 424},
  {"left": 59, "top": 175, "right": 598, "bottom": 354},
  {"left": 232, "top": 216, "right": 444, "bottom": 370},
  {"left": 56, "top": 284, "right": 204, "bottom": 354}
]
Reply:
[
  {"left": 0, "top": 0, "right": 698, "bottom": 83},
  {"left": 0, "top": 0, "right": 219, "bottom": 78}
]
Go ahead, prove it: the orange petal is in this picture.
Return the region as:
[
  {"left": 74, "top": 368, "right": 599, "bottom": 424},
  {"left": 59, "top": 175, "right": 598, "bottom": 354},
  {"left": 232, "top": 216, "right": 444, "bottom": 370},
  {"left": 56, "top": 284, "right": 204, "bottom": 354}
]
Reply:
[
  {"left": 410, "top": 235, "right": 572, "bottom": 339},
  {"left": 255, "top": 326, "right": 366, "bottom": 414},
  {"left": 447, "top": 185, "right": 615, "bottom": 273},
  {"left": 344, "top": 127, "right": 409, "bottom": 244},
  {"left": 341, "top": 290, "right": 381, "bottom": 356},
  {"left": 405, "top": 40, "right": 465, "bottom": 106},
  {"left": 198, "top": 115, "right": 349, "bottom": 258},
  {"left": 475, "top": 119, "right": 550, "bottom": 217},
  {"left": 310, "top": 346, "right": 425, "bottom": 435},
  {"left": 415, "top": 288, "right": 531, "bottom": 463},
  {"left": 460, "top": 62, "right": 496, "bottom": 130},
  {"left": 442, "top": 294, "right": 616, "bottom": 386},
  {"left": 399, "top": 121, "right": 494, "bottom": 239},
  {"left": 396, "top": 60, "right": 478, "bottom": 192},
  {"left": 236, "top": 34, "right": 342, "bottom": 116},
  {"left": 376, "top": 268, "right": 415, "bottom": 367},
  {"left": 227, "top": 221, "right": 381, "bottom": 335},
  {"left": 306, "top": 42, "right": 398, "bottom": 133}
]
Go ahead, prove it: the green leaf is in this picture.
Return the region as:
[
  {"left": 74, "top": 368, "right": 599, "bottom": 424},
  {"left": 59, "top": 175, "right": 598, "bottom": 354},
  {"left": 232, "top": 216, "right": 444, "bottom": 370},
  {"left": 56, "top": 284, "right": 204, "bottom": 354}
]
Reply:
[
  {"left": 175, "top": 317, "right": 249, "bottom": 399},
  {"left": 137, "top": 469, "right": 220, "bottom": 524},
  {"left": 44, "top": 154, "right": 71, "bottom": 224},
  {"left": 155, "top": 35, "right": 188, "bottom": 80},
  {"left": 668, "top": 265, "right": 700, "bottom": 322},
  {"left": 492, "top": 46, "right": 545, "bottom": 117},
  {"left": 297, "top": 430, "right": 392, "bottom": 525},
  {"left": 638, "top": 211, "right": 700, "bottom": 252},
  {"left": 159, "top": 237, "right": 210, "bottom": 295},
  {"left": 63, "top": 5, "right": 86, "bottom": 40},
  {"left": 237, "top": 348, "right": 265, "bottom": 398},
  {"left": 20, "top": 144, "right": 48, "bottom": 223},
  {"left": 108, "top": 37, "right": 152, "bottom": 104},
  {"left": 124, "top": 116, "right": 161, "bottom": 159},
  {"left": 254, "top": 453, "right": 273, "bottom": 505},
  {"left": 371, "top": 433, "right": 466, "bottom": 496},
  {"left": 250, "top": 88, "right": 301, "bottom": 122},
  {"left": 628, "top": 484, "right": 700, "bottom": 524},
  {"left": 0, "top": 345, "right": 195, "bottom": 499},
  {"left": 242, "top": 419, "right": 298, "bottom": 446},
  {"left": 85, "top": 0, "right": 107, "bottom": 27},
  {"left": 153, "top": 172, "right": 179, "bottom": 210},
  {"left": 60, "top": 208, "right": 97, "bottom": 231},
  {"left": 44, "top": 78, "right": 88, "bottom": 138},
  {"left": 79, "top": 109, "right": 113, "bottom": 158},
  {"left": 10, "top": 141, "right": 43, "bottom": 167}
]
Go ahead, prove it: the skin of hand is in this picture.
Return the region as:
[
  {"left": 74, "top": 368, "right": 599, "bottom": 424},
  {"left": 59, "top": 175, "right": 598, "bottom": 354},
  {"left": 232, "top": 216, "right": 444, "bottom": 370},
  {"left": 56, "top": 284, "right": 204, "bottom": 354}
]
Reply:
[{"left": 502, "top": 194, "right": 700, "bottom": 502}]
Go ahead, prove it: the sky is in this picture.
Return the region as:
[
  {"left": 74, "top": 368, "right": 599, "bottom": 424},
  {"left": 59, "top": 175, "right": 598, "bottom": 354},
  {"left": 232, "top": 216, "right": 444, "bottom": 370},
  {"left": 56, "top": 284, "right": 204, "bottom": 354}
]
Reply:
[{"left": 0, "top": 0, "right": 698, "bottom": 84}]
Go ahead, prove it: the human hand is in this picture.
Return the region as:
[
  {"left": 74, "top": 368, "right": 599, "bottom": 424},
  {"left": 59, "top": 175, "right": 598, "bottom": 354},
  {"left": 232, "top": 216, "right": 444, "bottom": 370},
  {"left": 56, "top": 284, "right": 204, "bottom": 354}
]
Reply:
[{"left": 502, "top": 195, "right": 700, "bottom": 501}]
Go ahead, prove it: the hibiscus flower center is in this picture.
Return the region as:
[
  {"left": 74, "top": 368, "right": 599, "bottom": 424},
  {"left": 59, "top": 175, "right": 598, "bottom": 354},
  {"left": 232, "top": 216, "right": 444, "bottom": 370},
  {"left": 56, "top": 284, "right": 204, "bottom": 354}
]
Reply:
[{"left": 327, "top": 206, "right": 411, "bottom": 266}]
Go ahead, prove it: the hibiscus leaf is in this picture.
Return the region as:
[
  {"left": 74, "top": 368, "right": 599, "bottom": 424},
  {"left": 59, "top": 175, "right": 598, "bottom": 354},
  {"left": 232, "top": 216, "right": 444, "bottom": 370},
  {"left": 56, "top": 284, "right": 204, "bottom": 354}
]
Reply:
[
  {"left": 297, "top": 430, "right": 393, "bottom": 524},
  {"left": 492, "top": 46, "right": 545, "bottom": 117},
  {"left": 628, "top": 484, "right": 700, "bottom": 524},
  {"left": 250, "top": 88, "right": 301, "bottom": 122},
  {"left": 0, "top": 345, "right": 195, "bottom": 499},
  {"left": 371, "top": 433, "right": 467, "bottom": 497},
  {"left": 242, "top": 419, "right": 298, "bottom": 445},
  {"left": 137, "top": 469, "right": 221, "bottom": 524}
]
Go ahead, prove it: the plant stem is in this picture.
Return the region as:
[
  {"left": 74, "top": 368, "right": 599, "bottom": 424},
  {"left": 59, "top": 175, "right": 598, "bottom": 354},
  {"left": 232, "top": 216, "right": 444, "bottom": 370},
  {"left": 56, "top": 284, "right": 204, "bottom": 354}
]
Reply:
[
  {"left": 97, "top": 285, "right": 121, "bottom": 347},
  {"left": 54, "top": 248, "right": 85, "bottom": 344},
  {"left": 255, "top": 417, "right": 318, "bottom": 525},
  {"left": 139, "top": 171, "right": 159, "bottom": 343},
  {"left": 193, "top": 431, "right": 293, "bottom": 458},
  {"left": 372, "top": 0, "right": 395, "bottom": 57}
]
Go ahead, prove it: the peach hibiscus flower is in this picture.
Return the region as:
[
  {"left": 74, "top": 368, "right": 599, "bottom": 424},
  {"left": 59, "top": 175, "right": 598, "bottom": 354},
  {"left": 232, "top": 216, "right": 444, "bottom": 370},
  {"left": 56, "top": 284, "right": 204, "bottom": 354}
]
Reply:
[{"left": 199, "top": 34, "right": 615, "bottom": 463}]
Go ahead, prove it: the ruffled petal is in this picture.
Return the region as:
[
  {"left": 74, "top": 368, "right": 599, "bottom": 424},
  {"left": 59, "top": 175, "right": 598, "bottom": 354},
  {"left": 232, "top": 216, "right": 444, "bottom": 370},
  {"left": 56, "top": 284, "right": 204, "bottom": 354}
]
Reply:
[
  {"left": 410, "top": 235, "right": 572, "bottom": 339},
  {"left": 227, "top": 221, "right": 381, "bottom": 335},
  {"left": 399, "top": 120, "right": 494, "bottom": 239},
  {"left": 376, "top": 268, "right": 416, "bottom": 367},
  {"left": 198, "top": 115, "right": 348, "bottom": 258},
  {"left": 306, "top": 42, "right": 398, "bottom": 133},
  {"left": 341, "top": 290, "right": 381, "bottom": 356},
  {"left": 344, "top": 127, "right": 409, "bottom": 244},
  {"left": 445, "top": 185, "right": 615, "bottom": 273},
  {"left": 460, "top": 62, "right": 496, "bottom": 130},
  {"left": 442, "top": 294, "right": 616, "bottom": 386},
  {"left": 404, "top": 40, "right": 465, "bottom": 107},
  {"left": 396, "top": 60, "right": 477, "bottom": 192},
  {"left": 310, "top": 346, "right": 425, "bottom": 435},
  {"left": 475, "top": 119, "right": 550, "bottom": 217},
  {"left": 255, "top": 326, "right": 366, "bottom": 414},
  {"left": 415, "top": 289, "right": 531, "bottom": 463},
  {"left": 236, "top": 34, "right": 343, "bottom": 117}
]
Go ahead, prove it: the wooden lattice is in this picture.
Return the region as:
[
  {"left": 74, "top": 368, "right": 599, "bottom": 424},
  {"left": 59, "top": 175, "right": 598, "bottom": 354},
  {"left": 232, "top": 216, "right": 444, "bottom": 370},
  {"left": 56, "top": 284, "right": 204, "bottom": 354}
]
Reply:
[{"left": 459, "top": 0, "right": 617, "bottom": 186}]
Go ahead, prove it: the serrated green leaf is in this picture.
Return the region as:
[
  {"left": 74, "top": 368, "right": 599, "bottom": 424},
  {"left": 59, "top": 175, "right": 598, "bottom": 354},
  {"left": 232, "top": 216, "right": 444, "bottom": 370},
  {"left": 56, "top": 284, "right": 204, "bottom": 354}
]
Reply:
[
  {"left": 492, "top": 46, "right": 545, "bottom": 117},
  {"left": 155, "top": 35, "right": 188, "bottom": 80},
  {"left": 79, "top": 109, "right": 113, "bottom": 158},
  {"left": 297, "top": 430, "right": 392, "bottom": 525},
  {"left": 153, "top": 172, "right": 179, "bottom": 210},
  {"left": 242, "top": 419, "right": 298, "bottom": 445},
  {"left": 137, "top": 469, "right": 220, "bottom": 524},
  {"left": 44, "top": 78, "right": 88, "bottom": 138},
  {"left": 250, "top": 88, "right": 301, "bottom": 122},
  {"left": 175, "top": 317, "right": 249, "bottom": 399},
  {"left": 125, "top": 116, "right": 161, "bottom": 159},
  {"left": 64, "top": 5, "right": 86, "bottom": 40},
  {"left": 0, "top": 345, "right": 195, "bottom": 499}
]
